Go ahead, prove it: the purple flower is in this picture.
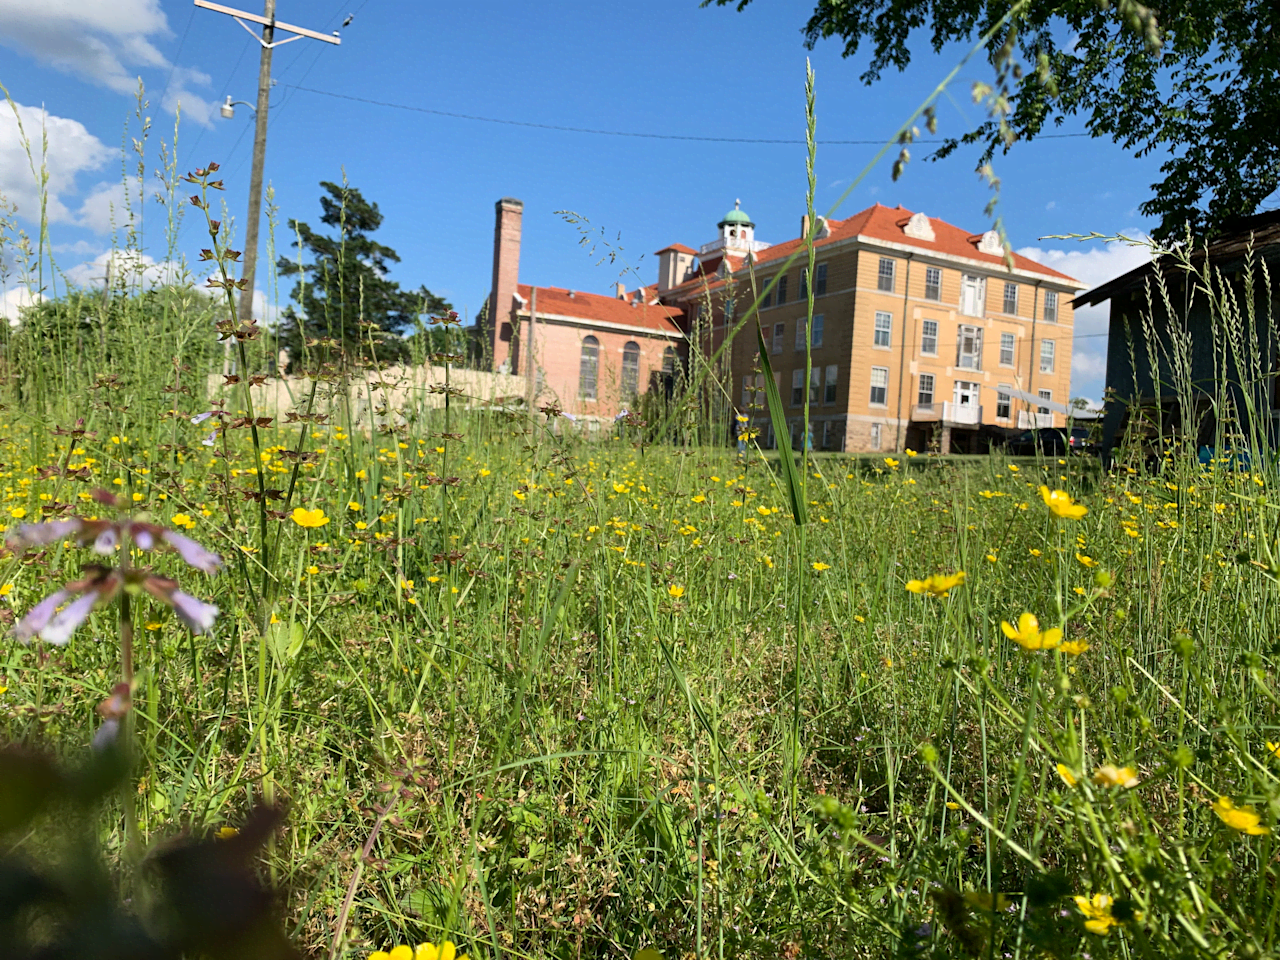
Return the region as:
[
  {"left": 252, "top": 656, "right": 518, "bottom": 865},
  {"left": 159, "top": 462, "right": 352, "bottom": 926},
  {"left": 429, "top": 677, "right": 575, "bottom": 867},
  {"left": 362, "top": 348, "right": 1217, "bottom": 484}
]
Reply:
[
  {"left": 161, "top": 529, "right": 222, "bottom": 574},
  {"left": 13, "top": 589, "right": 72, "bottom": 642},
  {"left": 191, "top": 411, "right": 217, "bottom": 425},
  {"left": 201, "top": 430, "right": 218, "bottom": 447},
  {"left": 41, "top": 592, "right": 100, "bottom": 645},
  {"left": 6, "top": 518, "right": 84, "bottom": 550},
  {"left": 93, "top": 526, "right": 118, "bottom": 555},
  {"left": 169, "top": 590, "right": 219, "bottom": 634}
]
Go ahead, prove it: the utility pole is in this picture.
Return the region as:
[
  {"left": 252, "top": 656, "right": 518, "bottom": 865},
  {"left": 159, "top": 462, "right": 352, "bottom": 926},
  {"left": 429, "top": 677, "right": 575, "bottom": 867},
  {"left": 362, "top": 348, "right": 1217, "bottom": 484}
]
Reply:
[{"left": 194, "top": 0, "right": 339, "bottom": 328}]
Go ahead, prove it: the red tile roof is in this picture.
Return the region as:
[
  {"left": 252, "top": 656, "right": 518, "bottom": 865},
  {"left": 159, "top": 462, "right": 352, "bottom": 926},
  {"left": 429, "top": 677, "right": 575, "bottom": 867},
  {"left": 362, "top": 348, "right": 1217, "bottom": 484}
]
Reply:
[
  {"left": 655, "top": 242, "right": 697, "bottom": 255},
  {"left": 517, "top": 284, "right": 684, "bottom": 335},
  {"left": 665, "top": 203, "right": 1081, "bottom": 298}
]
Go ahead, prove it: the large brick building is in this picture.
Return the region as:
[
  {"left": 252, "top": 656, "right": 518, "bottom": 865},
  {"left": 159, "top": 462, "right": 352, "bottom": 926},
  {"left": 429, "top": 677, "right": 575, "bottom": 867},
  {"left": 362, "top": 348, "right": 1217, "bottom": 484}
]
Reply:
[
  {"left": 482, "top": 198, "right": 684, "bottom": 420},
  {"left": 657, "top": 202, "right": 1085, "bottom": 453},
  {"left": 480, "top": 197, "right": 1083, "bottom": 451}
]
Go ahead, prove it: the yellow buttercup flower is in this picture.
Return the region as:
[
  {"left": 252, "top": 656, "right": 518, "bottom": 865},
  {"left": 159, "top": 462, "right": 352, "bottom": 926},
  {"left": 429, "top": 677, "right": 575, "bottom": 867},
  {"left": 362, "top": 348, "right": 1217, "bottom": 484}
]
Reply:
[
  {"left": 291, "top": 507, "right": 329, "bottom": 528},
  {"left": 1059, "top": 639, "right": 1090, "bottom": 656},
  {"left": 1267, "top": 741, "right": 1280, "bottom": 759},
  {"left": 369, "top": 943, "right": 467, "bottom": 960},
  {"left": 668, "top": 584, "right": 685, "bottom": 598},
  {"left": 1212, "top": 796, "right": 1270, "bottom": 835},
  {"left": 1040, "top": 486, "right": 1087, "bottom": 520},
  {"left": 905, "top": 571, "right": 965, "bottom": 598},
  {"left": 1073, "top": 893, "right": 1117, "bottom": 935},
  {"left": 1001, "top": 612, "right": 1062, "bottom": 651},
  {"left": 1056, "top": 763, "right": 1078, "bottom": 787},
  {"left": 812, "top": 562, "right": 831, "bottom": 571},
  {"left": 1092, "top": 764, "right": 1139, "bottom": 789}
]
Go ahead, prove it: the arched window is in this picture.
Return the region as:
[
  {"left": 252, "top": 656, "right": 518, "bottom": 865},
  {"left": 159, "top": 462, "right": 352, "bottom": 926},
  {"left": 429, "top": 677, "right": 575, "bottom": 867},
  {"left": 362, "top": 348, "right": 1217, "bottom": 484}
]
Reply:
[
  {"left": 579, "top": 336, "right": 600, "bottom": 399},
  {"left": 662, "top": 346, "right": 676, "bottom": 375},
  {"left": 621, "top": 341, "right": 640, "bottom": 399}
]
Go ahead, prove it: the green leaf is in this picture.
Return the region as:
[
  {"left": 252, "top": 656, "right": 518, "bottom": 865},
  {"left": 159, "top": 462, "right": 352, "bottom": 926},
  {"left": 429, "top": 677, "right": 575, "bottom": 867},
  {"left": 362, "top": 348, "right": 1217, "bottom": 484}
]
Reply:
[{"left": 755, "top": 327, "right": 808, "bottom": 526}]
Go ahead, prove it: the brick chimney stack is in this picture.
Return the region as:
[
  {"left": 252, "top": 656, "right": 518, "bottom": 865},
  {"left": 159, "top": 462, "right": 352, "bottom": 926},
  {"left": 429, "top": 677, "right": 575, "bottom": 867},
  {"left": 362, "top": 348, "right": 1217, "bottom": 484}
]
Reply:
[{"left": 490, "top": 197, "right": 523, "bottom": 371}]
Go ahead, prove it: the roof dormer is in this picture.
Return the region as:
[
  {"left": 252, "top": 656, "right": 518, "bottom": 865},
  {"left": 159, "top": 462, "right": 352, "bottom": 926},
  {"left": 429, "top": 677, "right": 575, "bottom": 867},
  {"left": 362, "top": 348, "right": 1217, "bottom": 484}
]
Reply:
[
  {"left": 977, "top": 229, "right": 1004, "bottom": 256},
  {"left": 903, "top": 211, "right": 935, "bottom": 242}
]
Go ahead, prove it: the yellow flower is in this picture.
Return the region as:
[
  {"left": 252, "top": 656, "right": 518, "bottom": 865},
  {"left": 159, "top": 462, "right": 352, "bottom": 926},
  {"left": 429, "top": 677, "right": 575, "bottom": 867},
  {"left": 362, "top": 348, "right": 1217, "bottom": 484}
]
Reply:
[
  {"left": 1040, "top": 485, "right": 1087, "bottom": 520},
  {"left": 905, "top": 571, "right": 966, "bottom": 598},
  {"left": 348, "top": 501, "right": 361, "bottom": 511},
  {"left": 1000, "top": 612, "right": 1062, "bottom": 651},
  {"left": 1267, "top": 741, "right": 1280, "bottom": 759},
  {"left": 9, "top": 507, "right": 25, "bottom": 519},
  {"left": 1212, "top": 796, "right": 1270, "bottom": 835},
  {"left": 1056, "top": 764, "right": 1078, "bottom": 787},
  {"left": 812, "top": 562, "right": 831, "bottom": 571},
  {"left": 144, "top": 621, "right": 163, "bottom": 631},
  {"left": 691, "top": 494, "right": 706, "bottom": 503},
  {"left": 1074, "top": 893, "right": 1117, "bottom": 935},
  {"left": 905, "top": 448, "right": 918, "bottom": 457},
  {"left": 1092, "top": 764, "right": 1139, "bottom": 789},
  {"left": 883, "top": 457, "right": 899, "bottom": 469},
  {"left": 1075, "top": 552, "right": 1098, "bottom": 567},
  {"left": 291, "top": 507, "right": 329, "bottom": 528},
  {"left": 613, "top": 483, "right": 627, "bottom": 494},
  {"left": 0, "top": 583, "right": 11, "bottom": 597},
  {"left": 215, "top": 826, "right": 239, "bottom": 840},
  {"left": 306, "top": 565, "right": 320, "bottom": 575},
  {"left": 131, "top": 492, "right": 145, "bottom": 502},
  {"left": 945, "top": 801, "right": 960, "bottom": 810},
  {"left": 1059, "top": 639, "right": 1090, "bottom": 656},
  {"left": 668, "top": 584, "right": 685, "bottom": 599}
]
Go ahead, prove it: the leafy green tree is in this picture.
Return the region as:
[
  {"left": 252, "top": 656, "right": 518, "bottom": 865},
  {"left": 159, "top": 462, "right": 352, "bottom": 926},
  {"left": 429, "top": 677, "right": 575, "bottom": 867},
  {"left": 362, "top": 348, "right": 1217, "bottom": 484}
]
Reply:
[
  {"left": 277, "top": 181, "right": 450, "bottom": 370},
  {"left": 706, "top": 0, "right": 1280, "bottom": 241}
]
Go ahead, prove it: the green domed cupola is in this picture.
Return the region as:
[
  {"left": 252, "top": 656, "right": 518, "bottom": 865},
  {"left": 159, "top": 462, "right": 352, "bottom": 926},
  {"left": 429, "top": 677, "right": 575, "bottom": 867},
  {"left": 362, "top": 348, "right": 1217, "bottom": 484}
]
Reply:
[{"left": 717, "top": 199, "right": 756, "bottom": 244}]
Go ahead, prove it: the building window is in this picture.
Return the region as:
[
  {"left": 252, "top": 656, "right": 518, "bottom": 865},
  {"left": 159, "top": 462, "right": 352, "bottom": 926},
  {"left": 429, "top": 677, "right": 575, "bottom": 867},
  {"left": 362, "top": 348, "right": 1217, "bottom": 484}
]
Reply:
[
  {"left": 874, "top": 311, "right": 892, "bottom": 348},
  {"left": 957, "top": 324, "right": 983, "bottom": 370},
  {"left": 960, "top": 274, "right": 985, "bottom": 317},
  {"left": 824, "top": 364, "right": 837, "bottom": 404},
  {"left": 791, "top": 369, "right": 804, "bottom": 406},
  {"left": 1003, "top": 282, "right": 1018, "bottom": 315},
  {"left": 999, "top": 332, "right": 1015, "bottom": 367},
  {"left": 793, "top": 314, "right": 825, "bottom": 350},
  {"left": 815, "top": 262, "right": 828, "bottom": 296},
  {"left": 924, "top": 266, "right": 941, "bottom": 301},
  {"left": 1038, "top": 389, "right": 1052, "bottom": 414},
  {"left": 996, "top": 387, "right": 1011, "bottom": 419},
  {"left": 870, "top": 423, "right": 882, "bottom": 450},
  {"left": 809, "top": 368, "right": 821, "bottom": 403},
  {"left": 579, "top": 336, "right": 599, "bottom": 399},
  {"left": 921, "top": 319, "right": 938, "bottom": 356},
  {"left": 918, "top": 373, "right": 935, "bottom": 407},
  {"left": 1040, "top": 339, "right": 1056, "bottom": 373},
  {"left": 800, "top": 268, "right": 809, "bottom": 300},
  {"left": 869, "top": 366, "right": 889, "bottom": 405},
  {"left": 776, "top": 275, "right": 788, "bottom": 304},
  {"left": 772, "top": 322, "right": 784, "bottom": 354},
  {"left": 662, "top": 346, "right": 676, "bottom": 375},
  {"left": 621, "top": 341, "right": 640, "bottom": 398},
  {"left": 761, "top": 284, "right": 773, "bottom": 309},
  {"left": 877, "top": 258, "right": 896, "bottom": 292},
  {"left": 1044, "top": 290, "right": 1059, "bottom": 322},
  {"left": 821, "top": 420, "right": 833, "bottom": 450}
]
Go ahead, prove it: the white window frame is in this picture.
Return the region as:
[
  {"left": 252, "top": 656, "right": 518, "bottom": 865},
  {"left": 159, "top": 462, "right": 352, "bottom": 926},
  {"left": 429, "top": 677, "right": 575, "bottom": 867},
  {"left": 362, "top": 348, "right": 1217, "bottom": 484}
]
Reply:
[
  {"left": 960, "top": 274, "right": 985, "bottom": 317},
  {"left": 870, "top": 423, "right": 882, "bottom": 450},
  {"left": 996, "top": 386, "right": 1011, "bottom": 420},
  {"left": 874, "top": 311, "right": 892, "bottom": 349},
  {"left": 1003, "top": 282, "right": 1018, "bottom": 315},
  {"left": 924, "top": 266, "right": 941, "bottom": 301},
  {"left": 772, "top": 322, "right": 784, "bottom": 355},
  {"left": 869, "top": 366, "right": 889, "bottom": 406},
  {"left": 1040, "top": 339, "right": 1056, "bottom": 373},
  {"left": 1044, "top": 290, "right": 1059, "bottom": 322},
  {"left": 999, "top": 332, "right": 1015, "bottom": 367},
  {"left": 791, "top": 368, "right": 804, "bottom": 406},
  {"left": 918, "top": 373, "right": 935, "bottom": 407},
  {"left": 823, "top": 364, "right": 838, "bottom": 404},
  {"left": 957, "top": 324, "right": 983, "bottom": 370},
  {"left": 877, "top": 258, "right": 896, "bottom": 293},
  {"left": 1037, "top": 389, "right": 1053, "bottom": 415},
  {"left": 920, "top": 319, "right": 938, "bottom": 356}
]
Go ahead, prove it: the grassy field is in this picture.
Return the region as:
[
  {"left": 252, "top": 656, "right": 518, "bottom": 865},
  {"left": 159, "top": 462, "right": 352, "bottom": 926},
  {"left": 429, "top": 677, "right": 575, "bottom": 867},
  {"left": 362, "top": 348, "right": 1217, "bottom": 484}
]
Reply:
[{"left": 2, "top": 368, "right": 1279, "bottom": 959}]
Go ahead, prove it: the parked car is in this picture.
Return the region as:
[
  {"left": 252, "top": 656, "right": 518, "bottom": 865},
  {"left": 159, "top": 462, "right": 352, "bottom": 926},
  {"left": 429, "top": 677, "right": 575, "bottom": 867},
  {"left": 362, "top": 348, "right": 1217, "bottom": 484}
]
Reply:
[{"left": 1003, "top": 426, "right": 1096, "bottom": 456}]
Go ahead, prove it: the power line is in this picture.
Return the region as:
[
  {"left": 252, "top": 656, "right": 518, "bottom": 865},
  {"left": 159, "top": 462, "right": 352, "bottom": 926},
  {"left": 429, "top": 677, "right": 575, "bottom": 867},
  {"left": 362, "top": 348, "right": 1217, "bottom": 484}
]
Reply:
[
  {"left": 282, "top": 84, "right": 1093, "bottom": 146},
  {"left": 159, "top": 4, "right": 197, "bottom": 108}
]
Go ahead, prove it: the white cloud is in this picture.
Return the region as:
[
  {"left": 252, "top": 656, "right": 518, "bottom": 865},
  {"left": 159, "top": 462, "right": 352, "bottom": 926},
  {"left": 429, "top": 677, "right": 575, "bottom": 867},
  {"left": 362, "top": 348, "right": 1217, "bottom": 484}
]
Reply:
[
  {"left": 1017, "top": 234, "right": 1153, "bottom": 406},
  {"left": 65, "top": 248, "right": 194, "bottom": 289},
  {"left": 0, "top": 0, "right": 215, "bottom": 124},
  {"left": 0, "top": 284, "right": 44, "bottom": 324},
  {"left": 0, "top": 101, "right": 111, "bottom": 225},
  {"left": 76, "top": 181, "right": 129, "bottom": 234}
]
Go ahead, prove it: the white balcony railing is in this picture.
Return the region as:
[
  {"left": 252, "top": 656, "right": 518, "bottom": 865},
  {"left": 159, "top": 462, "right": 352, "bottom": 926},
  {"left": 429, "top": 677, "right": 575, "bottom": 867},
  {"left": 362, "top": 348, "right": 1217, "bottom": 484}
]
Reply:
[
  {"left": 1018, "top": 411, "right": 1055, "bottom": 429},
  {"left": 943, "top": 402, "right": 982, "bottom": 425}
]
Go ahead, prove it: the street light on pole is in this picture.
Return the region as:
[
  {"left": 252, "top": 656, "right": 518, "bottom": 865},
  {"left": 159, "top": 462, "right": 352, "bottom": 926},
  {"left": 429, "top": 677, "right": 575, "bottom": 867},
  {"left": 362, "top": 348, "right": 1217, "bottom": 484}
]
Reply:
[{"left": 195, "top": 0, "right": 340, "bottom": 331}]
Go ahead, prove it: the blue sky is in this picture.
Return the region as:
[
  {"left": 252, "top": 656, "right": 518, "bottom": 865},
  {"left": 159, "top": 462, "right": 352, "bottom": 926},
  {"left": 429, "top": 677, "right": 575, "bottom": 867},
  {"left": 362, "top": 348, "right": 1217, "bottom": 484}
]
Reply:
[{"left": 1, "top": 0, "right": 1171, "bottom": 403}]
